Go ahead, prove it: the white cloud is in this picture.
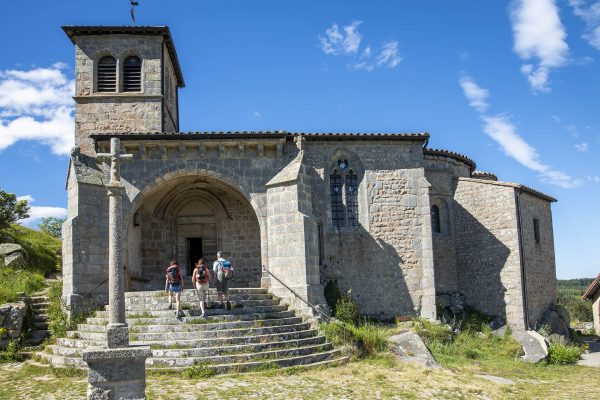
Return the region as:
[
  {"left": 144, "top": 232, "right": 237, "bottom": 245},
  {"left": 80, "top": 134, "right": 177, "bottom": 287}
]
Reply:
[
  {"left": 574, "top": 142, "right": 589, "bottom": 152},
  {"left": 319, "top": 23, "right": 402, "bottom": 71},
  {"left": 460, "top": 75, "right": 580, "bottom": 189},
  {"left": 569, "top": 0, "right": 600, "bottom": 50},
  {"left": 251, "top": 111, "right": 262, "bottom": 120},
  {"left": 319, "top": 21, "right": 362, "bottom": 56},
  {"left": 588, "top": 175, "right": 600, "bottom": 183},
  {"left": 459, "top": 76, "right": 490, "bottom": 112},
  {"left": 0, "top": 63, "right": 74, "bottom": 155},
  {"left": 510, "top": 0, "right": 569, "bottom": 93},
  {"left": 17, "top": 195, "right": 35, "bottom": 203},
  {"left": 376, "top": 41, "right": 402, "bottom": 68},
  {"left": 15, "top": 194, "right": 67, "bottom": 227}
]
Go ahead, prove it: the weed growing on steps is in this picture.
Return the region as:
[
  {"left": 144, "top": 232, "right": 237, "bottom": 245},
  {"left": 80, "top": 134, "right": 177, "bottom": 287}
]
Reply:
[
  {"left": 320, "top": 320, "right": 388, "bottom": 358},
  {"left": 183, "top": 363, "right": 217, "bottom": 379},
  {"left": 47, "top": 281, "right": 87, "bottom": 339},
  {"left": 0, "top": 340, "right": 26, "bottom": 362},
  {"left": 128, "top": 311, "right": 153, "bottom": 319}
]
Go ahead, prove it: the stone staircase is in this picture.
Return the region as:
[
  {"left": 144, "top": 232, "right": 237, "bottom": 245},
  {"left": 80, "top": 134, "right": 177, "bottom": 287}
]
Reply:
[
  {"left": 40, "top": 288, "right": 345, "bottom": 372},
  {"left": 25, "top": 295, "right": 51, "bottom": 346}
]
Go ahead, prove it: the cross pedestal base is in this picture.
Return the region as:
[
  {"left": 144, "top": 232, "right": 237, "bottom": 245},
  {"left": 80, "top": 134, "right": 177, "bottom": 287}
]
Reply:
[{"left": 82, "top": 346, "right": 151, "bottom": 400}]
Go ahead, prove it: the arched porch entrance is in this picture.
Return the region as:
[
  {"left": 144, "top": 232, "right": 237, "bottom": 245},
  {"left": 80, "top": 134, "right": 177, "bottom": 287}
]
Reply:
[{"left": 124, "top": 175, "right": 262, "bottom": 290}]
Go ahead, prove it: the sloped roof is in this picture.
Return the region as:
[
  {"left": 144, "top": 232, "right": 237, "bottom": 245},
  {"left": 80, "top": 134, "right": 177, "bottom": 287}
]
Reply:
[
  {"left": 62, "top": 25, "right": 185, "bottom": 88},
  {"left": 424, "top": 148, "right": 476, "bottom": 171},
  {"left": 582, "top": 274, "right": 600, "bottom": 300}
]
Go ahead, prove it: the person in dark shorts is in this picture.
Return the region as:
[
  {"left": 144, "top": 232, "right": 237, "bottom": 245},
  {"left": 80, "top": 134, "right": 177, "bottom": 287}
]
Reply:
[
  {"left": 165, "top": 260, "right": 184, "bottom": 317},
  {"left": 212, "top": 251, "right": 233, "bottom": 309}
]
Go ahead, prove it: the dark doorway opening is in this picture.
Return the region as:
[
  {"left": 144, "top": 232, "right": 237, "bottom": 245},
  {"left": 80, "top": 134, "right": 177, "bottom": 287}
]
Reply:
[{"left": 188, "top": 238, "right": 203, "bottom": 276}]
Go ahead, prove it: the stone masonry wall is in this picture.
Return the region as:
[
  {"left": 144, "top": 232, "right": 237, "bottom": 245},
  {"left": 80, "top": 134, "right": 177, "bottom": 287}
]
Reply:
[
  {"left": 454, "top": 178, "right": 525, "bottom": 331},
  {"left": 303, "top": 141, "right": 436, "bottom": 320},
  {"left": 72, "top": 34, "right": 166, "bottom": 155},
  {"left": 518, "top": 191, "right": 557, "bottom": 328},
  {"left": 162, "top": 45, "right": 178, "bottom": 132}
]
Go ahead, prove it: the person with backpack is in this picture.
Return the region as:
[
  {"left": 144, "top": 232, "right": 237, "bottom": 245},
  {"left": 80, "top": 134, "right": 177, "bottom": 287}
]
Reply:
[
  {"left": 165, "top": 260, "right": 184, "bottom": 317},
  {"left": 212, "top": 251, "right": 233, "bottom": 310},
  {"left": 192, "top": 258, "right": 213, "bottom": 318}
]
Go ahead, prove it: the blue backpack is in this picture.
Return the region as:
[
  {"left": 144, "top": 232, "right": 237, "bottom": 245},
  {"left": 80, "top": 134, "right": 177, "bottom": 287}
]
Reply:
[{"left": 217, "top": 260, "right": 233, "bottom": 282}]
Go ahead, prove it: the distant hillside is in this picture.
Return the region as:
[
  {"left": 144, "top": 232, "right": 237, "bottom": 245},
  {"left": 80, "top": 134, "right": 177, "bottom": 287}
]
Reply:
[{"left": 557, "top": 278, "right": 595, "bottom": 323}]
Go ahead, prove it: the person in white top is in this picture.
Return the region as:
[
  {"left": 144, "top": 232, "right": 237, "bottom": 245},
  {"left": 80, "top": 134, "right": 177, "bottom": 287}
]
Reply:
[{"left": 213, "top": 251, "right": 232, "bottom": 310}]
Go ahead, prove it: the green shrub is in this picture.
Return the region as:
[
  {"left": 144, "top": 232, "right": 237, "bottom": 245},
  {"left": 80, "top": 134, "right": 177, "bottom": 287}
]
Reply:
[
  {"left": 47, "top": 281, "right": 86, "bottom": 338},
  {"left": 0, "top": 340, "right": 25, "bottom": 362},
  {"left": 324, "top": 280, "right": 342, "bottom": 314},
  {"left": 335, "top": 291, "right": 360, "bottom": 326},
  {"left": 547, "top": 343, "right": 582, "bottom": 365}
]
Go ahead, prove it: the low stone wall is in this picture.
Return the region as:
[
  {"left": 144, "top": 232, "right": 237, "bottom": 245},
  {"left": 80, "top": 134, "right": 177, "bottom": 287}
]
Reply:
[{"left": 0, "top": 302, "right": 27, "bottom": 348}]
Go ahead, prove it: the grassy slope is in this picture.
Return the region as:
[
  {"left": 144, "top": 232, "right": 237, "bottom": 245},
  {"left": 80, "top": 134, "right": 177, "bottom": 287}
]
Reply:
[{"left": 0, "top": 225, "right": 60, "bottom": 304}]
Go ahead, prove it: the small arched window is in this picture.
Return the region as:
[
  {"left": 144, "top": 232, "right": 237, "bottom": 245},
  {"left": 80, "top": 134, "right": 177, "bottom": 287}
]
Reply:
[
  {"left": 97, "top": 56, "right": 117, "bottom": 92},
  {"left": 123, "top": 56, "right": 142, "bottom": 92},
  {"left": 431, "top": 205, "right": 441, "bottom": 234}
]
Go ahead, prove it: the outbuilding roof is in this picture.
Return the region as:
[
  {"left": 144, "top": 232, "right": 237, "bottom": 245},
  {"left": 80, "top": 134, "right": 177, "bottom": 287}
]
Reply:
[
  {"left": 582, "top": 274, "right": 600, "bottom": 300},
  {"left": 62, "top": 25, "right": 185, "bottom": 88}
]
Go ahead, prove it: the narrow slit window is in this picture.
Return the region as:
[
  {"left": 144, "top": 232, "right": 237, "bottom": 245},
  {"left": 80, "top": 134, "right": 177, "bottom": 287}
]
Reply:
[
  {"left": 533, "top": 218, "right": 540, "bottom": 243},
  {"left": 123, "top": 56, "right": 142, "bottom": 92},
  {"left": 346, "top": 170, "right": 359, "bottom": 226},
  {"left": 97, "top": 56, "right": 117, "bottom": 92},
  {"left": 431, "top": 205, "right": 441, "bottom": 233},
  {"left": 330, "top": 170, "right": 344, "bottom": 228}
]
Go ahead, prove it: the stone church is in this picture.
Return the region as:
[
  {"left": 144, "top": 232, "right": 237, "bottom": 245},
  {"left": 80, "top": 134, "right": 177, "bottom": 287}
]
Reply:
[{"left": 61, "top": 26, "right": 558, "bottom": 332}]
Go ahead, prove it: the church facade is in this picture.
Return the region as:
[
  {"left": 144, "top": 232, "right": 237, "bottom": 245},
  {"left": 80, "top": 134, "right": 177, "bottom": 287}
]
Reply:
[{"left": 61, "top": 26, "right": 558, "bottom": 332}]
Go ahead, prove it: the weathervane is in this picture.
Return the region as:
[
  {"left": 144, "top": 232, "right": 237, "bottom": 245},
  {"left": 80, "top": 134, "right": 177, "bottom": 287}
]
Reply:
[{"left": 130, "top": 0, "right": 139, "bottom": 25}]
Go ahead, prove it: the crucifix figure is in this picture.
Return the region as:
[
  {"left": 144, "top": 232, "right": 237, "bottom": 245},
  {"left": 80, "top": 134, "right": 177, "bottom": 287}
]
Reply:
[{"left": 96, "top": 137, "right": 133, "bottom": 348}]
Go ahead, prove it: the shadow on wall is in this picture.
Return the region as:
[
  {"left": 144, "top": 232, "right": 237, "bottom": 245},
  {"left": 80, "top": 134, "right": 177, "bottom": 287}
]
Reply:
[
  {"left": 320, "top": 225, "right": 414, "bottom": 321},
  {"left": 452, "top": 201, "right": 510, "bottom": 324}
]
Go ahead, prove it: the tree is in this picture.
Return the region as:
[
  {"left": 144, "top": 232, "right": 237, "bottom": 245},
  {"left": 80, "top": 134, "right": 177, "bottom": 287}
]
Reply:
[
  {"left": 38, "top": 217, "right": 65, "bottom": 239},
  {"left": 0, "top": 189, "right": 30, "bottom": 229}
]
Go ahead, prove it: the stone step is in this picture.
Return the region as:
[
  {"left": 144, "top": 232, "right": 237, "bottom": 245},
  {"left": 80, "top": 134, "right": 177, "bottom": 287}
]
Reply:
[
  {"left": 94, "top": 304, "right": 288, "bottom": 319},
  {"left": 33, "top": 322, "right": 49, "bottom": 330},
  {"left": 49, "top": 336, "right": 327, "bottom": 358},
  {"left": 124, "top": 288, "right": 267, "bottom": 298},
  {"left": 67, "top": 324, "right": 317, "bottom": 347},
  {"left": 145, "top": 343, "right": 334, "bottom": 367},
  {"left": 31, "top": 302, "right": 50, "bottom": 310},
  {"left": 125, "top": 292, "right": 274, "bottom": 304},
  {"left": 40, "top": 348, "right": 342, "bottom": 371},
  {"left": 69, "top": 322, "right": 311, "bottom": 342},
  {"left": 33, "top": 314, "right": 49, "bottom": 323},
  {"left": 86, "top": 310, "right": 296, "bottom": 327},
  {"left": 79, "top": 316, "right": 303, "bottom": 333},
  {"left": 58, "top": 329, "right": 319, "bottom": 349},
  {"left": 29, "top": 296, "right": 49, "bottom": 304},
  {"left": 155, "top": 349, "right": 344, "bottom": 373},
  {"left": 117, "top": 298, "right": 281, "bottom": 312}
]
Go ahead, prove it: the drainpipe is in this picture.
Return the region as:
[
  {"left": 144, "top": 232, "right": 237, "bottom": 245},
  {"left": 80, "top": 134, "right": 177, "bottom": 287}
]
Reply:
[{"left": 515, "top": 189, "right": 529, "bottom": 330}]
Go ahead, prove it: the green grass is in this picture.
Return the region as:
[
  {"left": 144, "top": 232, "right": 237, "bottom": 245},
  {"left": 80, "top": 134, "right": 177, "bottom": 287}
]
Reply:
[
  {"left": 1, "top": 225, "right": 61, "bottom": 275},
  {"left": 0, "top": 224, "right": 60, "bottom": 304},
  {"left": 321, "top": 320, "right": 390, "bottom": 358},
  {"left": 46, "top": 281, "right": 87, "bottom": 339}
]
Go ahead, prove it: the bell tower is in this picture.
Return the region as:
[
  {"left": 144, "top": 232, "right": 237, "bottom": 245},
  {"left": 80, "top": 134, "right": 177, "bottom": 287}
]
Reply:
[{"left": 63, "top": 26, "right": 185, "bottom": 155}]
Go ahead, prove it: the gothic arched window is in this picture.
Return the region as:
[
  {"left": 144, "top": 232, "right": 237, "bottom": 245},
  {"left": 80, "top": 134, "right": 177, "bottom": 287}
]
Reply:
[
  {"left": 123, "top": 56, "right": 142, "bottom": 92},
  {"left": 97, "top": 56, "right": 117, "bottom": 92},
  {"left": 431, "top": 205, "right": 441, "bottom": 234},
  {"left": 330, "top": 159, "right": 360, "bottom": 228}
]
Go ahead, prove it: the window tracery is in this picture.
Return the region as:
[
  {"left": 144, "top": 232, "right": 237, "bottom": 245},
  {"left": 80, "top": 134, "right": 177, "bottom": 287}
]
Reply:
[{"left": 330, "top": 159, "right": 359, "bottom": 228}]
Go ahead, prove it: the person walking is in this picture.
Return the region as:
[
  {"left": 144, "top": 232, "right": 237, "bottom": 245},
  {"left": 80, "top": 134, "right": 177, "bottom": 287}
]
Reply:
[
  {"left": 192, "top": 258, "right": 213, "bottom": 318},
  {"left": 165, "top": 260, "right": 184, "bottom": 317},
  {"left": 212, "top": 251, "right": 233, "bottom": 310}
]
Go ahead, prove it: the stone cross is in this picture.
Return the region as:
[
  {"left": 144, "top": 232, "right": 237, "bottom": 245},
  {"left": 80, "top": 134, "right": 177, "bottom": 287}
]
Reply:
[{"left": 96, "top": 137, "right": 133, "bottom": 348}]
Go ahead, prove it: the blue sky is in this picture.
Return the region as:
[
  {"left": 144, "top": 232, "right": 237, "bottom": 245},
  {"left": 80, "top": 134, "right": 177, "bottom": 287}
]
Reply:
[{"left": 0, "top": 0, "right": 598, "bottom": 278}]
